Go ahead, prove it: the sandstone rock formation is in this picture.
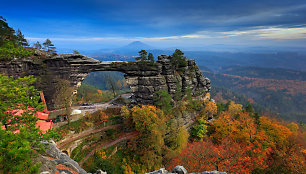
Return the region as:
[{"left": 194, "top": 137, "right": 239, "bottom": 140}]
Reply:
[
  {"left": 0, "top": 54, "right": 210, "bottom": 110},
  {"left": 36, "top": 141, "right": 88, "bottom": 174}
]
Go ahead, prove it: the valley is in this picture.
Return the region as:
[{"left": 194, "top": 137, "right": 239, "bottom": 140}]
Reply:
[{"left": 1, "top": 10, "right": 305, "bottom": 174}]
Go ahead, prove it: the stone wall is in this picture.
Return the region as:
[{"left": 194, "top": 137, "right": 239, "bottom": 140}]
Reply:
[{"left": 0, "top": 54, "right": 210, "bottom": 110}]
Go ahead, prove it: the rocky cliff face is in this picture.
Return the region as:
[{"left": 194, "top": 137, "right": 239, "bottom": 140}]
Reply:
[{"left": 0, "top": 54, "right": 210, "bottom": 110}]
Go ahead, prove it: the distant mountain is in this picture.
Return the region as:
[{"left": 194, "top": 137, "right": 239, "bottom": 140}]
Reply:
[
  {"left": 115, "top": 41, "right": 154, "bottom": 55},
  {"left": 121, "top": 41, "right": 152, "bottom": 50}
]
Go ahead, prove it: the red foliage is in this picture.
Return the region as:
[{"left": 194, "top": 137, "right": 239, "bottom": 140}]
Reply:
[{"left": 167, "top": 139, "right": 269, "bottom": 174}]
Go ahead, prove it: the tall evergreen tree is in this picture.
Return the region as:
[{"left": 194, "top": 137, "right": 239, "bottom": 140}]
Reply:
[
  {"left": 148, "top": 52, "right": 154, "bottom": 63},
  {"left": 43, "top": 38, "right": 56, "bottom": 54},
  {"left": 0, "top": 16, "right": 16, "bottom": 46},
  {"left": 154, "top": 90, "right": 172, "bottom": 113},
  {"left": 33, "top": 41, "right": 42, "bottom": 50},
  {"left": 135, "top": 49, "right": 147, "bottom": 61},
  {"left": 16, "top": 29, "right": 29, "bottom": 47},
  {"left": 171, "top": 49, "right": 187, "bottom": 71}
]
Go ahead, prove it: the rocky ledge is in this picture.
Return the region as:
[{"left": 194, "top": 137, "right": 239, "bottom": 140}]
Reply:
[
  {"left": 0, "top": 54, "right": 210, "bottom": 110},
  {"left": 35, "top": 141, "right": 89, "bottom": 174}
]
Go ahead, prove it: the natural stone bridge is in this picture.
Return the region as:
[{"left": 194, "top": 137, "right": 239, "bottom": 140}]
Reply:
[{"left": 0, "top": 54, "right": 210, "bottom": 110}]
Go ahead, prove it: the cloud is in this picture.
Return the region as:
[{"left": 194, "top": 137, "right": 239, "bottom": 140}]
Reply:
[
  {"left": 16, "top": 0, "right": 306, "bottom": 49},
  {"left": 27, "top": 26, "right": 306, "bottom": 44}
]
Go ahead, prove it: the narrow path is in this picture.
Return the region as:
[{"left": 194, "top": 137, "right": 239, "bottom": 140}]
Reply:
[
  {"left": 57, "top": 124, "right": 121, "bottom": 149},
  {"left": 72, "top": 93, "right": 131, "bottom": 115},
  {"left": 79, "top": 131, "right": 138, "bottom": 166}
]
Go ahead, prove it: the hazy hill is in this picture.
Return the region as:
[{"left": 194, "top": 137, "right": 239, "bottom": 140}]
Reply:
[
  {"left": 114, "top": 41, "right": 154, "bottom": 55},
  {"left": 221, "top": 66, "right": 306, "bottom": 81},
  {"left": 185, "top": 51, "right": 306, "bottom": 72},
  {"left": 119, "top": 41, "right": 152, "bottom": 51},
  {"left": 204, "top": 69, "right": 306, "bottom": 122},
  {"left": 84, "top": 46, "right": 306, "bottom": 72}
]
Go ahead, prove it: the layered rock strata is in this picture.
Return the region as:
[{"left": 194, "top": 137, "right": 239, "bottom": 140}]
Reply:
[{"left": 0, "top": 54, "right": 210, "bottom": 110}]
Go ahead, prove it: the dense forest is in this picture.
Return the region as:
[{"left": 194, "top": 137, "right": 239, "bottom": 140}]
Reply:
[
  {"left": 83, "top": 71, "right": 127, "bottom": 90},
  {"left": 65, "top": 89, "right": 306, "bottom": 174},
  {"left": 1, "top": 73, "right": 305, "bottom": 173},
  {"left": 221, "top": 66, "right": 306, "bottom": 81},
  {"left": 205, "top": 68, "right": 306, "bottom": 122}
]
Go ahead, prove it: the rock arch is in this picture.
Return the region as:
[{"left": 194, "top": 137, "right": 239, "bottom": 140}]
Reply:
[{"left": 0, "top": 54, "right": 210, "bottom": 110}]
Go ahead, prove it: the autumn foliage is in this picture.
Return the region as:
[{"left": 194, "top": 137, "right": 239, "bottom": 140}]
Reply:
[
  {"left": 204, "top": 100, "right": 217, "bottom": 117},
  {"left": 122, "top": 105, "right": 166, "bottom": 171},
  {"left": 167, "top": 139, "right": 269, "bottom": 173},
  {"left": 167, "top": 101, "right": 305, "bottom": 173}
]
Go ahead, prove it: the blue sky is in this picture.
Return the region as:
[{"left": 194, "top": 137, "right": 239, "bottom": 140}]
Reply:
[{"left": 2, "top": 0, "right": 306, "bottom": 51}]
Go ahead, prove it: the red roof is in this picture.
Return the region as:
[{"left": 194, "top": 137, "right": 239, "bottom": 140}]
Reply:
[
  {"left": 36, "top": 121, "right": 53, "bottom": 134},
  {"left": 36, "top": 111, "right": 49, "bottom": 120},
  {"left": 3, "top": 109, "right": 52, "bottom": 134}
]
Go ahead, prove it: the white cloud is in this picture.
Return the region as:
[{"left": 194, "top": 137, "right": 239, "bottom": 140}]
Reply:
[{"left": 26, "top": 26, "right": 306, "bottom": 49}]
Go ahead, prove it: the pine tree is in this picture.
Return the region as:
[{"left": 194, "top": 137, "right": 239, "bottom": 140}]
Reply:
[
  {"left": 16, "top": 29, "right": 29, "bottom": 47},
  {"left": 33, "top": 41, "right": 42, "bottom": 50},
  {"left": 43, "top": 38, "right": 56, "bottom": 54},
  {"left": 245, "top": 104, "right": 254, "bottom": 114},
  {"left": 135, "top": 49, "right": 147, "bottom": 61},
  {"left": 171, "top": 49, "right": 187, "bottom": 72},
  {"left": 0, "top": 16, "right": 16, "bottom": 46},
  {"left": 148, "top": 52, "right": 154, "bottom": 63},
  {"left": 154, "top": 90, "right": 172, "bottom": 113}
]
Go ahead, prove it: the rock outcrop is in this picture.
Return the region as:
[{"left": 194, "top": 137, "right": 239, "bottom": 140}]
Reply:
[
  {"left": 35, "top": 141, "right": 88, "bottom": 174},
  {"left": 0, "top": 54, "right": 210, "bottom": 110}
]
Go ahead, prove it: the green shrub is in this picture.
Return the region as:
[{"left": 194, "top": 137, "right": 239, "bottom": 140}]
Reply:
[
  {"left": 191, "top": 118, "right": 208, "bottom": 140},
  {"left": 106, "top": 129, "right": 116, "bottom": 139},
  {"left": 0, "top": 41, "right": 33, "bottom": 60}
]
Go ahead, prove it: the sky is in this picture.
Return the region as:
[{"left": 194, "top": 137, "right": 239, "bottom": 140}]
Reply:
[{"left": 2, "top": 0, "right": 306, "bottom": 51}]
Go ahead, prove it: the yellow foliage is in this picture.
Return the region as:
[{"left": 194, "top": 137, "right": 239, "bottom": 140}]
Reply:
[
  {"left": 227, "top": 101, "right": 243, "bottom": 115},
  {"left": 259, "top": 116, "right": 292, "bottom": 149},
  {"left": 211, "top": 112, "right": 268, "bottom": 147},
  {"left": 123, "top": 165, "right": 135, "bottom": 174},
  {"left": 287, "top": 122, "right": 299, "bottom": 134},
  {"left": 85, "top": 121, "right": 94, "bottom": 127},
  {"left": 203, "top": 93, "right": 211, "bottom": 102},
  {"left": 175, "top": 126, "right": 189, "bottom": 152},
  {"left": 130, "top": 105, "right": 163, "bottom": 133},
  {"left": 204, "top": 101, "right": 217, "bottom": 115},
  {"left": 120, "top": 105, "right": 130, "bottom": 119}
]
